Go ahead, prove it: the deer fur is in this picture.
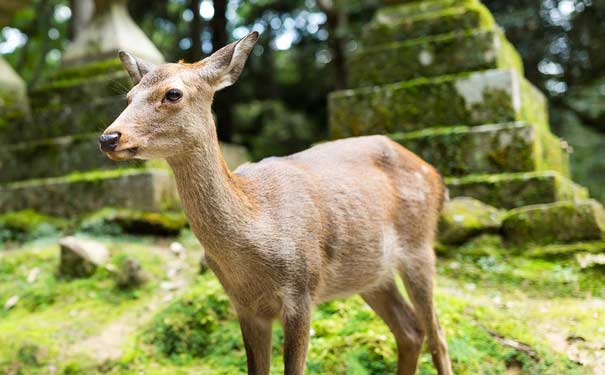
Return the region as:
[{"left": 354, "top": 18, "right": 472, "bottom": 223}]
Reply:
[{"left": 101, "top": 32, "right": 453, "bottom": 375}]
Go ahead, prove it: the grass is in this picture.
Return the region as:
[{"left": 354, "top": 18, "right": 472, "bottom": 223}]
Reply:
[{"left": 0, "top": 232, "right": 602, "bottom": 374}]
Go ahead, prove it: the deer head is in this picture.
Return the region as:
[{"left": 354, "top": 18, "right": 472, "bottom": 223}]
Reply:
[{"left": 99, "top": 32, "right": 259, "bottom": 161}]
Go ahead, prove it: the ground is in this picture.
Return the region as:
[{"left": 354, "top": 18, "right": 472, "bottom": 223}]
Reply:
[{"left": 0, "top": 232, "right": 603, "bottom": 375}]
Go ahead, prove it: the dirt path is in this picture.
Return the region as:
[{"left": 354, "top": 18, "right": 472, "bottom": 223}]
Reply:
[{"left": 69, "top": 244, "right": 194, "bottom": 362}]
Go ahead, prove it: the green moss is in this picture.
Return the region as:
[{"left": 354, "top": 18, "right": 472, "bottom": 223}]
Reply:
[
  {"left": 49, "top": 58, "right": 124, "bottom": 83},
  {"left": 0, "top": 210, "right": 67, "bottom": 244},
  {"left": 376, "top": 0, "right": 480, "bottom": 21},
  {"left": 330, "top": 70, "right": 535, "bottom": 138},
  {"left": 391, "top": 122, "right": 548, "bottom": 176},
  {"left": 363, "top": 0, "right": 495, "bottom": 45},
  {"left": 445, "top": 171, "right": 585, "bottom": 209},
  {"left": 350, "top": 28, "right": 523, "bottom": 88},
  {"left": 501, "top": 200, "right": 605, "bottom": 246},
  {"left": 80, "top": 208, "right": 187, "bottom": 236},
  {"left": 438, "top": 197, "right": 504, "bottom": 244}
]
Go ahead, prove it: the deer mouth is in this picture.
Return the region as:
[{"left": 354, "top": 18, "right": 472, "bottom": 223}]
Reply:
[{"left": 105, "top": 147, "right": 139, "bottom": 161}]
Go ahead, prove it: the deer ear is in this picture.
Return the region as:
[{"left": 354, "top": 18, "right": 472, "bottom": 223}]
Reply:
[
  {"left": 118, "top": 51, "right": 156, "bottom": 85},
  {"left": 201, "top": 31, "right": 259, "bottom": 91}
]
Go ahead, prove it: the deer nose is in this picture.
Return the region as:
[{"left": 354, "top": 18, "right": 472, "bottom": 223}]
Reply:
[{"left": 99, "top": 132, "right": 121, "bottom": 152}]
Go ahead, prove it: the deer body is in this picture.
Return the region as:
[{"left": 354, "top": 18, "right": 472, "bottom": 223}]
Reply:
[{"left": 101, "top": 32, "right": 452, "bottom": 375}]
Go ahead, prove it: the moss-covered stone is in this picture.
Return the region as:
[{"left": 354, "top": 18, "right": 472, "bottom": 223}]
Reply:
[
  {"left": 438, "top": 197, "right": 504, "bottom": 244},
  {"left": 350, "top": 28, "right": 523, "bottom": 88},
  {"left": 80, "top": 208, "right": 187, "bottom": 236},
  {"left": 363, "top": 0, "right": 494, "bottom": 46},
  {"left": 446, "top": 171, "right": 588, "bottom": 209},
  {"left": 0, "top": 133, "right": 144, "bottom": 183},
  {"left": 0, "top": 169, "right": 179, "bottom": 216},
  {"left": 389, "top": 122, "right": 566, "bottom": 176},
  {"left": 502, "top": 200, "right": 605, "bottom": 247},
  {"left": 330, "top": 69, "right": 545, "bottom": 138},
  {"left": 0, "top": 210, "right": 67, "bottom": 243}
]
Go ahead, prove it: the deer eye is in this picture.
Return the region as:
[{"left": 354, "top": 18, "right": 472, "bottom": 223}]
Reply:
[{"left": 164, "top": 89, "right": 183, "bottom": 103}]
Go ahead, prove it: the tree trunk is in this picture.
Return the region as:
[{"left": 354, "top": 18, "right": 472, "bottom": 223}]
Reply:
[
  {"left": 317, "top": 0, "right": 348, "bottom": 90},
  {"left": 188, "top": 0, "right": 203, "bottom": 62},
  {"left": 211, "top": 0, "right": 233, "bottom": 142}
]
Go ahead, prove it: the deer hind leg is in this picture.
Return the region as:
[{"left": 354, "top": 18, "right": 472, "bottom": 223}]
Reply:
[
  {"left": 238, "top": 312, "right": 273, "bottom": 375},
  {"left": 361, "top": 280, "right": 425, "bottom": 375},
  {"left": 399, "top": 247, "right": 453, "bottom": 375}
]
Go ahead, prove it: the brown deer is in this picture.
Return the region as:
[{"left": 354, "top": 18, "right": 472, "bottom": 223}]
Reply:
[{"left": 99, "top": 32, "right": 452, "bottom": 375}]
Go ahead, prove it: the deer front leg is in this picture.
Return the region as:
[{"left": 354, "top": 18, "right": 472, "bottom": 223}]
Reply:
[
  {"left": 282, "top": 302, "right": 312, "bottom": 375},
  {"left": 239, "top": 313, "right": 273, "bottom": 375}
]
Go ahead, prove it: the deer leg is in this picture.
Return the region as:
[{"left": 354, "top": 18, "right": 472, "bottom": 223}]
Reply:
[
  {"left": 238, "top": 313, "right": 273, "bottom": 375},
  {"left": 282, "top": 300, "right": 312, "bottom": 375},
  {"left": 399, "top": 248, "right": 453, "bottom": 375},
  {"left": 361, "top": 280, "right": 425, "bottom": 375}
]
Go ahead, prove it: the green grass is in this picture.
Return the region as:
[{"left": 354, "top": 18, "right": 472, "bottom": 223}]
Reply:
[{"left": 0, "top": 234, "right": 602, "bottom": 374}]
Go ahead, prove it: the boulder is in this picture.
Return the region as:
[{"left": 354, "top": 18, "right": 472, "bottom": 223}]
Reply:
[
  {"left": 115, "top": 257, "right": 148, "bottom": 289},
  {"left": 58, "top": 236, "right": 109, "bottom": 278},
  {"left": 502, "top": 200, "right": 605, "bottom": 247},
  {"left": 438, "top": 197, "right": 503, "bottom": 244}
]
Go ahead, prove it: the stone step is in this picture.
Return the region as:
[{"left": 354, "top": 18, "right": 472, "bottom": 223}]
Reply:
[
  {"left": 330, "top": 69, "right": 549, "bottom": 138},
  {"left": 0, "top": 133, "right": 251, "bottom": 183},
  {"left": 0, "top": 61, "right": 130, "bottom": 143},
  {"left": 0, "top": 169, "right": 180, "bottom": 216},
  {"left": 502, "top": 200, "right": 605, "bottom": 246},
  {"left": 363, "top": 0, "right": 494, "bottom": 46},
  {"left": 350, "top": 28, "right": 523, "bottom": 88},
  {"left": 389, "top": 122, "right": 568, "bottom": 177},
  {"left": 445, "top": 171, "right": 588, "bottom": 209}
]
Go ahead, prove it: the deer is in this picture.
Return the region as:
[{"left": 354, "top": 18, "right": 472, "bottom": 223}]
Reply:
[{"left": 99, "top": 31, "right": 452, "bottom": 375}]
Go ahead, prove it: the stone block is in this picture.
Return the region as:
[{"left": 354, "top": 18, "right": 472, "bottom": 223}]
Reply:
[
  {"left": 389, "top": 122, "right": 567, "bottom": 177},
  {"left": 58, "top": 236, "right": 109, "bottom": 278},
  {"left": 0, "top": 132, "right": 249, "bottom": 182},
  {"left": 363, "top": 0, "right": 494, "bottom": 46},
  {"left": 502, "top": 200, "right": 605, "bottom": 246},
  {"left": 438, "top": 197, "right": 504, "bottom": 244},
  {"left": 445, "top": 171, "right": 588, "bottom": 209},
  {"left": 349, "top": 28, "right": 523, "bottom": 87},
  {"left": 0, "top": 133, "right": 142, "bottom": 183},
  {"left": 330, "top": 69, "right": 547, "bottom": 138},
  {"left": 0, "top": 169, "right": 179, "bottom": 216}
]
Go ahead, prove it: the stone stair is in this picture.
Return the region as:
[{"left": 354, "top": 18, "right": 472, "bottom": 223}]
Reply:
[
  {"left": 329, "top": 0, "right": 604, "bottom": 241},
  {"left": 0, "top": 62, "right": 248, "bottom": 216}
]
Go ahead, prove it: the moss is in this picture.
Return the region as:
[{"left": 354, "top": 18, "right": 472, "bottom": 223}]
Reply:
[
  {"left": 363, "top": 0, "right": 495, "bottom": 45},
  {"left": 445, "top": 171, "right": 584, "bottom": 209},
  {"left": 0, "top": 169, "right": 179, "bottom": 216},
  {"left": 391, "top": 122, "right": 556, "bottom": 176},
  {"left": 48, "top": 58, "right": 124, "bottom": 83},
  {"left": 80, "top": 208, "right": 187, "bottom": 236},
  {"left": 350, "top": 28, "right": 523, "bottom": 88},
  {"left": 0, "top": 210, "right": 67, "bottom": 244},
  {"left": 501, "top": 200, "right": 605, "bottom": 247},
  {"left": 376, "top": 0, "right": 480, "bottom": 21},
  {"left": 330, "top": 69, "right": 539, "bottom": 138},
  {"left": 438, "top": 197, "right": 504, "bottom": 244},
  {"left": 525, "top": 241, "right": 605, "bottom": 258}
]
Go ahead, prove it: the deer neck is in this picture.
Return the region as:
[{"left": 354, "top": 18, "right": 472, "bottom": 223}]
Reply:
[{"left": 167, "top": 120, "right": 254, "bottom": 256}]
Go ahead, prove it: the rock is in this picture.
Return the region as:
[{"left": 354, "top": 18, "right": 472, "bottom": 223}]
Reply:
[
  {"left": 58, "top": 236, "right": 109, "bottom": 278},
  {"left": 27, "top": 267, "right": 40, "bottom": 283},
  {"left": 438, "top": 197, "right": 503, "bottom": 244},
  {"left": 502, "top": 200, "right": 605, "bottom": 247},
  {"left": 576, "top": 253, "right": 605, "bottom": 269},
  {"left": 80, "top": 208, "right": 187, "bottom": 236},
  {"left": 4, "top": 295, "right": 19, "bottom": 310},
  {"left": 115, "top": 258, "right": 148, "bottom": 289},
  {"left": 169, "top": 241, "right": 185, "bottom": 257}
]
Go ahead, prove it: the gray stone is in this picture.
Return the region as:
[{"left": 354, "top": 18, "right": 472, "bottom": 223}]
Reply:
[
  {"left": 115, "top": 257, "right": 147, "bottom": 289},
  {"left": 62, "top": 0, "right": 164, "bottom": 66},
  {"left": 58, "top": 236, "right": 109, "bottom": 278}
]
